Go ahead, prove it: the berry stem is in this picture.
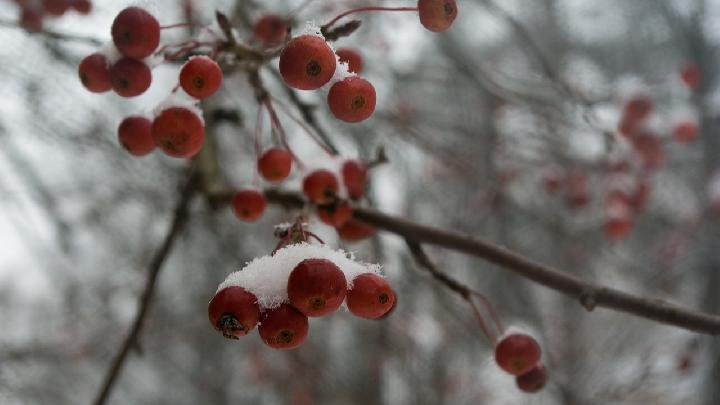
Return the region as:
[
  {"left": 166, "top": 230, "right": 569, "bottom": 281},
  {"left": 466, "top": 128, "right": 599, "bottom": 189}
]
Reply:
[
  {"left": 262, "top": 99, "right": 305, "bottom": 170},
  {"left": 160, "top": 22, "right": 196, "bottom": 30},
  {"left": 271, "top": 96, "right": 337, "bottom": 157},
  {"left": 323, "top": 6, "right": 418, "bottom": 30},
  {"left": 253, "top": 104, "right": 264, "bottom": 187},
  {"left": 465, "top": 297, "right": 498, "bottom": 346},
  {"left": 469, "top": 291, "right": 504, "bottom": 335}
]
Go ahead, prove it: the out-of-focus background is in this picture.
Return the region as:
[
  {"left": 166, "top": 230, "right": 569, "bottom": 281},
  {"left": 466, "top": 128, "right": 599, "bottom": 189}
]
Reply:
[{"left": 1, "top": 0, "right": 720, "bottom": 404}]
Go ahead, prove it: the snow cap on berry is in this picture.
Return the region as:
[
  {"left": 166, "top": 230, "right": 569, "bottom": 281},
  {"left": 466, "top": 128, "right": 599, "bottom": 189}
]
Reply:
[{"left": 153, "top": 91, "right": 205, "bottom": 126}]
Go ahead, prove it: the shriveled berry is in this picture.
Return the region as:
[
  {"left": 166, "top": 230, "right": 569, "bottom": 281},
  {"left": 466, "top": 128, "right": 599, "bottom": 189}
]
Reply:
[
  {"left": 495, "top": 334, "right": 541, "bottom": 376},
  {"left": 341, "top": 160, "right": 368, "bottom": 199},
  {"left": 258, "top": 147, "right": 293, "bottom": 182},
  {"left": 418, "top": 0, "right": 458, "bottom": 32},
  {"left": 347, "top": 273, "right": 395, "bottom": 319},
  {"left": 279, "top": 35, "right": 336, "bottom": 90},
  {"left": 302, "top": 169, "right": 339, "bottom": 204},
  {"left": 232, "top": 189, "right": 267, "bottom": 222},
  {"left": 110, "top": 58, "right": 152, "bottom": 97},
  {"left": 208, "top": 286, "right": 261, "bottom": 339},
  {"left": 287, "top": 258, "right": 347, "bottom": 317},
  {"left": 118, "top": 116, "right": 155, "bottom": 156},
  {"left": 253, "top": 14, "right": 288, "bottom": 45},
  {"left": 317, "top": 202, "right": 352, "bottom": 227},
  {"left": 258, "top": 304, "right": 309, "bottom": 349},
  {"left": 673, "top": 121, "right": 698, "bottom": 144},
  {"left": 111, "top": 7, "right": 160, "bottom": 59},
  {"left": 179, "top": 56, "right": 223, "bottom": 99},
  {"left": 336, "top": 47, "right": 363, "bottom": 73},
  {"left": 327, "top": 77, "right": 376, "bottom": 123},
  {"left": 516, "top": 364, "right": 547, "bottom": 393},
  {"left": 151, "top": 107, "right": 205, "bottom": 158},
  {"left": 79, "top": 53, "right": 112, "bottom": 93},
  {"left": 336, "top": 219, "right": 375, "bottom": 242},
  {"left": 42, "top": 0, "right": 70, "bottom": 16}
]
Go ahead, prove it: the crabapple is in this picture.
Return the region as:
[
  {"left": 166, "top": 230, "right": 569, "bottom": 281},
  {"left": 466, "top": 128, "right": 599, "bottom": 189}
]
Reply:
[
  {"left": 302, "top": 170, "right": 339, "bottom": 204},
  {"left": 336, "top": 219, "right": 375, "bottom": 242},
  {"left": 232, "top": 189, "right": 267, "bottom": 222},
  {"left": 258, "top": 304, "right": 309, "bottom": 349},
  {"left": 317, "top": 202, "right": 352, "bottom": 228},
  {"left": 279, "top": 35, "right": 336, "bottom": 90},
  {"left": 208, "top": 286, "right": 261, "bottom": 339},
  {"left": 623, "top": 95, "right": 653, "bottom": 121},
  {"left": 258, "top": 147, "right": 293, "bottom": 182},
  {"left": 495, "top": 333, "right": 541, "bottom": 376},
  {"left": 336, "top": 48, "right": 363, "bottom": 74},
  {"left": 515, "top": 364, "right": 547, "bottom": 393},
  {"left": 19, "top": 6, "right": 43, "bottom": 32},
  {"left": 151, "top": 107, "right": 205, "bottom": 158},
  {"left": 117, "top": 116, "right": 155, "bottom": 156},
  {"left": 42, "top": 0, "right": 70, "bottom": 16},
  {"left": 287, "top": 258, "right": 347, "bottom": 317},
  {"left": 253, "top": 14, "right": 288, "bottom": 45},
  {"left": 604, "top": 215, "right": 633, "bottom": 241},
  {"left": 71, "top": 0, "right": 91, "bottom": 14},
  {"left": 78, "top": 53, "right": 112, "bottom": 93},
  {"left": 109, "top": 58, "right": 152, "bottom": 97},
  {"left": 346, "top": 273, "right": 395, "bottom": 319},
  {"left": 179, "top": 56, "right": 223, "bottom": 99},
  {"left": 327, "top": 77, "right": 376, "bottom": 123},
  {"left": 418, "top": 0, "right": 458, "bottom": 32},
  {"left": 111, "top": 7, "right": 160, "bottom": 59},
  {"left": 673, "top": 121, "right": 698, "bottom": 144},
  {"left": 341, "top": 160, "right": 368, "bottom": 199},
  {"left": 681, "top": 64, "right": 701, "bottom": 89}
]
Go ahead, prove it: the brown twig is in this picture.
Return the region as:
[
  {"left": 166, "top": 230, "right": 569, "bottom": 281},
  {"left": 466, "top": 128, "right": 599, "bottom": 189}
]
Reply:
[
  {"left": 92, "top": 168, "right": 197, "bottom": 405},
  {"left": 0, "top": 18, "right": 103, "bottom": 45}
]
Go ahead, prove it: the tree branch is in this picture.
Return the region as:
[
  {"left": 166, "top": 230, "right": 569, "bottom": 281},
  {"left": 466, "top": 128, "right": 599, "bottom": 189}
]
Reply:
[{"left": 0, "top": 18, "right": 103, "bottom": 45}]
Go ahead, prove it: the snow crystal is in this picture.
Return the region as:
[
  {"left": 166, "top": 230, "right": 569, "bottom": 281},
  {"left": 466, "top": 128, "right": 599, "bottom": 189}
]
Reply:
[
  {"left": 217, "top": 243, "right": 383, "bottom": 310},
  {"left": 152, "top": 91, "right": 205, "bottom": 125},
  {"left": 302, "top": 21, "right": 324, "bottom": 38}
]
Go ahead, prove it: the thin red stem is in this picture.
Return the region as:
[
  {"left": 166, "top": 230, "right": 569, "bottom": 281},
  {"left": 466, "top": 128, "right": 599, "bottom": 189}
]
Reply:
[
  {"left": 160, "top": 22, "right": 196, "bottom": 30},
  {"left": 469, "top": 291, "right": 504, "bottom": 335},
  {"left": 253, "top": 105, "right": 264, "bottom": 187},
  {"left": 262, "top": 99, "right": 305, "bottom": 170},
  {"left": 271, "top": 96, "right": 336, "bottom": 157},
  {"left": 323, "top": 6, "right": 418, "bottom": 30},
  {"left": 465, "top": 297, "right": 497, "bottom": 346}
]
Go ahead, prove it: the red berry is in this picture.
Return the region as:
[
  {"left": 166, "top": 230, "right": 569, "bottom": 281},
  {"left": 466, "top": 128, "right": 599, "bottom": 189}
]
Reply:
[
  {"left": 495, "top": 334, "right": 542, "bottom": 376},
  {"left": 208, "top": 286, "right": 261, "bottom": 339},
  {"left": 19, "top": 6, "right": 43, "bottom": 32},
  {"left": 111, "top": 7, "right": 160, "bottom": 59},
  {"left": 341, "top": 160, "right": 368, "bottom": 199},
  {"left": 317, "top": 202, "right": 352, "bottom": 227},
  {"left": 336, "top": 219, "right": 375, "bottom": 242},
  {"left": 632, "top": 131, "right": 665, "bottom": 170},
  {"left": 327, "top": 77, "right": 376, "bottom": 123},
  {"left": 302, "top": 170, "right": 339, "bottom": 204},
  {"left": 258, "top": 147, "right": 293, "bottom": 182},
  {"left": 279, "top": 35, "right": 336, "bottom": 90},
  {"left": 78, "top": 53, "right": 112, "bottom": 93},
  {"left": 42, "top": 0, "right": 70, "bottom": 16},
  {"left": 418, "top": 0, "right": 458, "bottom": 32},
  {"left": 232, "top": 189, "right": 267, "bottom": 222},
  {"left": 253, "top": 14, "right": 289, "bottom": 45},
  {"left": 151, "top": 107, "right": 205, "bottom": 158},
  {"left": 515, "top": 364, "right": 547, "bottom": 393},
  {"left": 681, "top": 64, "right": 701, "bottom": 89},
  {"left": 564, "top": 172, "right": 589, "bottom": 210},
  {"left": 179, "top": 56, "right": 223, "bottom": 99},
  {"left": 71, "top": 0, "right": 91, "bottom": 14},
  {"left": 336, "top": 48, "right": 363, "bottom": 74},
  {"left": 604, "top": 215, "right": 633, "bottom": 241},
  {"left": 258, "top": 304, "right": 309, "bottom": 349},
  {"left": 541, "top": 169, "right": 563, "bottom": 195},
  {"left": 673, "top": 121, "right": 698, "bottom": 144},
  {"left": 346, "top": 273, "right": 395, "bottom": 319},
  {"left": 623, "top": 96, "right": 653, "bottom": 122},
  {"left": 118, "top": 116, "right": 155, "bottom": 156},
  {"left": 109, "top": 58, "right": 152, "bottom": 97},
  {"left": 287, "top": 258, "right": 347, "bottom": 317}
]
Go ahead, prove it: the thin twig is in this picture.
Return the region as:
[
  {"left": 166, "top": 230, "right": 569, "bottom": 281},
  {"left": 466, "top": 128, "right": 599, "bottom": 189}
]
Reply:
[{"left": 0, "top": 18, "right": 103, "bottom": 45}]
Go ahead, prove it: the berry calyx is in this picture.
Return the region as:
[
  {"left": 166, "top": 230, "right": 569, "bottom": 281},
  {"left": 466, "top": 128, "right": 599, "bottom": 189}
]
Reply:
[
  {"left": 151, "top": 107, "right": 205, "bottom": 158},
  {"left": 208, "top": 286, "right": 261, "bottom": 339},
  {"left": 258, "top": 147, "right": 293, "bottom": 182},
  {"left": 336, "top": 219, "right": 375, "bottom": 242},
  {"left": 232, "top": 189, "right": 267, "bottom": 222},
  {"left": 418, "top": 0, "right": 458, "bottom": 32},
  {"left": 317, "top": 201, "right": 352, "bottom": 227},
  {"left": 258, "top": 304, "right": 309, "bottom": 349},
  {"left": 111, "top": 7, "right": 160, "bottom": 59},
  {"left": 346, "top": 273, "right": 395, "bottom": 319},
  {"left": 336, "top": 48, "right": 363, "bottom": 73},
  {"left": 109, "top": 58, "right": 152, "bottom": 97},
  {"left": 327, "top": 77, "right": 376, "bottom": 123},
  {"left": 341, "top": 160, "right": 368, "bottom": 199},
  {"left": 78, "top": 53, "right": 112, "bottom": 93},
  {"left": 302, "top": 170, "right": 339, "bottom": 204},
  {"left": 117, "top": 116, "right": 155, "bottom": 156},
  {"left": 179, "top": 56, "right": 223, "bottom": 99},
  {"left": 253, "top": 14, "right": 289, "bottom": 45},
  {"left": 279, "top": 35, "right": 336, "bottom": 90},
  {"left": 515, "top": 364, "right": 547, "bottom": 393},
  {"left": 495, "top": 333, "right": 542, "bottom": 376},
  {"left": 287, "top": 258, "right": 347, "bottom": 317}
]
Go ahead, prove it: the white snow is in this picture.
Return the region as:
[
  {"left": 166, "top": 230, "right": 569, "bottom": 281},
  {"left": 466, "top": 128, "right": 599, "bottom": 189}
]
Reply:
[{"left": 152, "top": 91, "right": 204, "bottom": 125}]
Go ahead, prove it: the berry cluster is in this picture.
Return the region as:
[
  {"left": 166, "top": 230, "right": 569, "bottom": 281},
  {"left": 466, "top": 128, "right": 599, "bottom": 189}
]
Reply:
[
  {"left": 494, "top": 333, "right": 547, "bottom": 393},
  {"left": 13, "top": 0, "right": 91, "bottom": 32}
]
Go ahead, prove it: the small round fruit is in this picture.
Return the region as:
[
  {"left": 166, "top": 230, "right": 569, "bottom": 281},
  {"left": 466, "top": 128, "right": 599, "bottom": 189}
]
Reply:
[
  {"left": 346, "top": 273, "right": 395, "bottom": 319},
  {"left": 317, "top": 202, "right": 352, "bottom": 227},
  {"left": 258, "top": 147, "right": 292, "bottom": 182},
  {"left": 258, "top": 304, "right": 309, "bottom": 350},
  {"left": 302, "top": 170, "right": 339, "bottom": 204},
  {"left": 418, "top": 0, "right": 458, "bottom": 32},
  {"left": 232, "top": 189, "right": 267, "bottom": 222},
  {"left": 111, "top": 7, "right": 160, "bottom": 59},
  {"left": 253, "top": 14, "right": 288, "bottom": 45},
  {"left": 71, "top": 0, "right": 91, "bottom": 14},
  {"left": 327, "top": 77, "right": 376, "bottom": 123},
  {"left": 279, "top": 35, "right": 336, "bottom": 90},
  {"left": 495, "top": 334, "right": 542, "bottom": 376},
  {"left": 336, "top": 219, "right": 375, "bottom": 242},
  {"left": 19, "top": 6, "right": 43, "bottom": 32},
  {"left": 151, "top": 107, "right": 205, "bottom": 158},
  {"left": 336, "top": 47, "right": 363, "bottom": 73},
  {"left": 341, "top": 160, "right": 368, "bottom": 199},
  {"left": 515, "top": 364, "right": 547, "bottom": 393},
  {"left": 623, "top": 96, "right": 653, "bottom": 121},
  {"left": 287, "top": 258, "right": 347, "bottom": 317},
  {"left": 681, "top": 64, "right": 701, "bottom": 89},
  {"left": 109, "top": 58, "right": 152, "bottom": 97},
  {"left": 79, "top": 53, "right": 112, "bottom": 93},
  {"left": 42, "top": 0, "right": 70, "bottom": 16},
  {"left": 118, "top": 116, "right": 155, "bottom": 156},
  {"left": 604, "top": 215, "right": 633, "bottom": 241},
  {"left": 673, "top": 121, "right": 698, "bottom": 144},
  {"left": 179, "top": 56, "right": 223, "bottom": 99},
  {"left": 208, "top": 286, "right": 261, "bottom": 339}
]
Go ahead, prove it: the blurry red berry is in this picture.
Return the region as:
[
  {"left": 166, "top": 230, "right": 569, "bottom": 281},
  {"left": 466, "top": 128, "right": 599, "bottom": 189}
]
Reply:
[
  {"left": 495, "top": 333, "right": 541, "bottom": 376},
  {"left": 258, "top": 147, "right": 293, "bottom": 182},
  {"left": 279, "top": 35, "right": 336, "bottom": 90},
  {"left": 346, "top": 273, "right": 395, "bottom": 319},
  {"left": 259, "top": 304, "right": 309, "bottom": 350},
  {"left": 287, "top": 258, "right": 347, "bottom": 317},
  {"left": 328, "top": 77, "right": 376, "bottom": 123},
  {"left": 19, "top": 6, "right": 43, "bottom": 32},
  {"left": 303, "top": 170, "right": 339, "bottom": 204},
  {"left": 515, "top": 364, "right": 547, "bottom": 393},
  {"left": 42, "top": 0, "right": 70, "bottom": 16},
  {"left": 418, "top": 0, "right": 458, "bottom": 32},
  {"left": 681, "top": 64, "right": 701, "bottom": 89},
  {"left": 630, "top": 179, "right": 651, "bottom": 212},
  {"left": 109, "top": 58, "right": 152, "bottom": 97},
  {"left": 111, "top": 7, "right": 160, "bottom": 59},
  {"left": 336, "top": 48, "right": 363, "bottom": 74},
  {"left": 179, "top": 56, "right": 223, "bottom": 99},
  {"left": 336, "top": 219, "right": 375, "bottom": 242},
  {"left": 78, "top": 53, "right": 112, "bottom": 93},
  {"left": 604, "top": 215, "right": 633, "bottom": 241},
  {"left": 541, "top": 169, "right": 563, "bottom": 195},
  {"left": 253, "top": 14, "right": 288, "bottom": 45},
  {"left": 232, "top": 189, "right": 267, "bottom": 222},
  {"left": 341, "top": 160, "right": 368, "bottom": 199},
  {"left": 623, "top": 95, "right": 653, "bottom": 122},
  {"left": 208, "top": 286, "right": 261, "bottom": 339},
  {"left": 118, "top": 116, "right": 155, "bottom": 156},
  {"left": 673, "top": 121, "right": 698, "bottom": 144},
  {"left": 151, "top": 107, "right": 205, "bottom": 158},
  {"left": 71, "top": 0, "right": 91, "bottom": 14},
  {"left": 564, "top": 172, "right": 589, "bottom": 210},
  {"left": 317, "top": 202, "right": 352, "bottom": 227},
  {"left": 631, "top": 131, "right": 665, "bottom": 170}
]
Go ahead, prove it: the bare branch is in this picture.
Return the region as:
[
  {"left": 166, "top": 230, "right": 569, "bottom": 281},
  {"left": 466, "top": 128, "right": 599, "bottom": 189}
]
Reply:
[{"left": 0, "top": 18, "right": 103, "bottom": 45}]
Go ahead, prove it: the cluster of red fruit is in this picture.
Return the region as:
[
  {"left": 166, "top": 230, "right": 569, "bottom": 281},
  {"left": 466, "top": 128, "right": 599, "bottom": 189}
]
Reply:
[
  {"left": 208, "top": 258, "right": 396, "bottom": 349},
  {"left": 494, "top": 333, "right": 547, "bottom": 393},
  {"left": 13, "top": 0, "right": 91, "bottom": 32}
]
